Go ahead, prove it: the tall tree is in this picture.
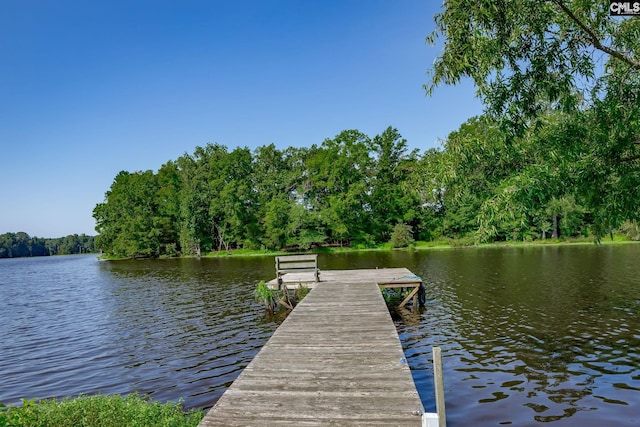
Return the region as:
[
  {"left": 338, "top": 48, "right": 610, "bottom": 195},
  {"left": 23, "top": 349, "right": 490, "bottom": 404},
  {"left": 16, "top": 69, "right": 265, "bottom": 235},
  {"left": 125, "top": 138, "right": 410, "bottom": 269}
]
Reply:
[
  {"left": 177, "top": 147, "right": 214, "bottom": 256},
  {"left": 369, "top": 127, "right": 418, "bottom": 241},
  {"left": 304, "top": 130, "right": 373, "bottom": 246},
  {"left": 94, "top": 170, "right": 162, "bottom": 257},
  {"left": 437, "top": 116, "right": 518, "bottom": 239},
  {"left": 155, "top": 161, "right": 182, "bottom": 255},
  {"left": 262, "top": 195, "right": 291, "bottom": 250},
  {"left": 215, "top": 147, "right": 258, "bottom": 250},
  {"left": 253, "top": 144, "right": 299, "bottom": 249},
  {"left": 403, "top": 148, "right": 446, "bottom": 241}
]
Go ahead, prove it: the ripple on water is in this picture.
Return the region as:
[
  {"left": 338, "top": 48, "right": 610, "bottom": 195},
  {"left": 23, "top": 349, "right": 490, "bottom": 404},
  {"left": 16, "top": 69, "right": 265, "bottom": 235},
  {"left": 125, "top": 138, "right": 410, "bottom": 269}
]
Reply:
[
  {"left": 0, "top": 255, "right": 279, "bottom": 410},
  {"left": 394, "top": 245, "right": 640, "bottom": 426},
  {"left": 2, "top": 247, "right": 640, "bottom": 426}
]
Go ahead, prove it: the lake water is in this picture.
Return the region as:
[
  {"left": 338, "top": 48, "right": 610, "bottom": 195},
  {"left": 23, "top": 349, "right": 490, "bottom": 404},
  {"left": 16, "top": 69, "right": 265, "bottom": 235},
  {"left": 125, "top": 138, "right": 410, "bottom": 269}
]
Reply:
[{"left": 1, "top": 245, "right": 639, "bottom": 425}]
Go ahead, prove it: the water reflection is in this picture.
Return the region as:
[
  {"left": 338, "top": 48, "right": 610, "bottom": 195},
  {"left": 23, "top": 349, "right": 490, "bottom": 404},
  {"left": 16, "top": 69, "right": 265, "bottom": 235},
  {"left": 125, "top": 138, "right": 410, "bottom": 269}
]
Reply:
[{"left": 2, "top": 246, "right": 639, "bottom": 426}]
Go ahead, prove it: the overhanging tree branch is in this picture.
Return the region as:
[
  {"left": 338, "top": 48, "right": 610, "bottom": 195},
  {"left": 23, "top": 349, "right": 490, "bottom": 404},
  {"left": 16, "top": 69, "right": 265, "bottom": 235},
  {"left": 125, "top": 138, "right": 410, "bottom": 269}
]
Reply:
[{"left": 549, "top": 0, "right": 640, "bottom": 70}]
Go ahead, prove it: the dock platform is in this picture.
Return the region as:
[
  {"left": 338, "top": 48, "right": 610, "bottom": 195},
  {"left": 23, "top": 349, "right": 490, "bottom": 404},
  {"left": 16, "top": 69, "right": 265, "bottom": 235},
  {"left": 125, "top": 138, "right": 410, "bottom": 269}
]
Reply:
[
  {"left": 268, "top": 267, "right": 424, "bottom": 309},
  {"left": 198, "top": 268, "right": 425, "bottom": 426}
]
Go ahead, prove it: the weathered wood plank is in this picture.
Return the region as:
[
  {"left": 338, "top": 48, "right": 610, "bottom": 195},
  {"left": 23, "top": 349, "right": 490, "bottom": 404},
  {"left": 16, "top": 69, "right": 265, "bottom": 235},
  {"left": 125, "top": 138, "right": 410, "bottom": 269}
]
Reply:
[
  {"left": 267, "top": 267, "right": 421, "bottom": 290},
  {"left": 276, "top": 254, "right": 318, "bottom": 262},
  {"left": 276, "top": 262, "right": 317, "bottom": 269},
  {"left": 276, "top": 268, "right": 317, "bottom": 275},
  {"left": 198, "top": 274, "right": 424, "bottom": 426}
]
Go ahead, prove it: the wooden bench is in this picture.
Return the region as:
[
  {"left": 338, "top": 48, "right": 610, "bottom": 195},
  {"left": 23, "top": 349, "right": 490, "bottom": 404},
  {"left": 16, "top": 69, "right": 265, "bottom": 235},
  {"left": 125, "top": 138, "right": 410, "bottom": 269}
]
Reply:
[{"left": 275, "top": 254, "right": 320, "bottom": 285}]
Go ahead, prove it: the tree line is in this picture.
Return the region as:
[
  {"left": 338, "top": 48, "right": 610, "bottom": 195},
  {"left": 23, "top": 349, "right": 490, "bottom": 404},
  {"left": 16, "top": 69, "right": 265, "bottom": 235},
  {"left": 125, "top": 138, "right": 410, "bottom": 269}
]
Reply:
[
  {"left": 94, "top": 1, "right": 640, "bottom": 258},
  {"left": 93, "top": 127, "right": 430, "bottom": 257},
  {"left": 93, "top": 116, "right": 638, "bottom": 259},
  {"left": 0, "top": 232, "right": 96, "bottom": 258}
]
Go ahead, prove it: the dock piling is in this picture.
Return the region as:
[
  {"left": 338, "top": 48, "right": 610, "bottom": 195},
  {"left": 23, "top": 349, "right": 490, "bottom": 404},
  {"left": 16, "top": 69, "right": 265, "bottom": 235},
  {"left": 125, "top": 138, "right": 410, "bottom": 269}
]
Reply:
[{"left": 433, "top": 346, "right": 447, "bottom": 427}]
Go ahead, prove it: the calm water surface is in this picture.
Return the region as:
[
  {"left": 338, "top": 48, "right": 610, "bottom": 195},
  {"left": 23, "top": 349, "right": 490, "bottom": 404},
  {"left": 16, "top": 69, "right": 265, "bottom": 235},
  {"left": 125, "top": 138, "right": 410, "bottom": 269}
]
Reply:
[{"left": 1, "top": 246, "right": 639, "bottom": 426}]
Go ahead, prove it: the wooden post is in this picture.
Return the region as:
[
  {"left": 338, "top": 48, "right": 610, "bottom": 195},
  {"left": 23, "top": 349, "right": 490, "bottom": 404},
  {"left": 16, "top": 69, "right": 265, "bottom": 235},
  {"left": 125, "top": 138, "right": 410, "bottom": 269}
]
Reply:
[
  {"left": 398, "top": 285, "right": 419, "bottom": 308},
  {"left": 433, "top": 346, "right": 446, "bottom": 427}
]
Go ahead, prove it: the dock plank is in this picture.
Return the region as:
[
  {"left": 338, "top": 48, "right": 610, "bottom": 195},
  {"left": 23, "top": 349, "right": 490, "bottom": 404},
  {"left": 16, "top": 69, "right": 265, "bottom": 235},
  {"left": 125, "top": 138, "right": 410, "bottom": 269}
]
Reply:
[{"left": 199, "top": 275, "right": 424, "bottom": 426}]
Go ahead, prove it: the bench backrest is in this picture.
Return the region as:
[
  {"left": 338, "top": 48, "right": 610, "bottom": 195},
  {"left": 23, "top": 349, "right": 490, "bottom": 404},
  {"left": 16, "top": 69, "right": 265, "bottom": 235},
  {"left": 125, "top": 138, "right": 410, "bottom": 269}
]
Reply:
[
  {"left": 275, "top": 254, "right": 319, "bottom": 282},
  {"left": 276, "top": 254, "right": 317, "bottom": 271}
]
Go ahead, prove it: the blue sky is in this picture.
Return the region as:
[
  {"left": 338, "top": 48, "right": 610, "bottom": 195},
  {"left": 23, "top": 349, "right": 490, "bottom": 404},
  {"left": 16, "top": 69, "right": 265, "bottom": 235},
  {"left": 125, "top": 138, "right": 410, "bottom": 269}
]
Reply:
[{"left": 0, "top": 0, "right": 482, "bottom": 238}]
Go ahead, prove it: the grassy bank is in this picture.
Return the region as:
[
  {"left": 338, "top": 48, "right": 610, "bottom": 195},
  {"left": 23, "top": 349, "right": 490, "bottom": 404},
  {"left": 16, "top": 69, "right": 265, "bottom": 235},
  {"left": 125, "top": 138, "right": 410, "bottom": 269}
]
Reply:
[
  {"left": 423, "top": 234, "right": 637, "bottom": 249},
  {"left": 0, "top": 394, "right": 203, "bottom": 427},
  {"left": 99, "top": 234, "right": 639, "bottom": 260},
  {"left": 204, "top": 235, "right": 638, "bottom": 257}
]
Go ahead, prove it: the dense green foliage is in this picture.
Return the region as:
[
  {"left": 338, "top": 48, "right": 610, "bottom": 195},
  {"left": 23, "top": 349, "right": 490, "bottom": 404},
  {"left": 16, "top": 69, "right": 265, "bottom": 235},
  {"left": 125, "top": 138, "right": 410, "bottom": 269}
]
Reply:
[
  {"left": 0, "top": 394, "right": 202, "bottom": 427},
  {"left": 0, "top": 232, "right": 95, "bottom": 258},
  {"left": 94, "top": 127, "right": 430, "bottom": 257},
  {"left": 426, "top": 0, "right": 640, "bottom": 124},
  {"left": 426, "top": 0, "right": 640, "bottom": 240},
  {"left": 94, "top": 2, "right": 640, "bottom": 257}
]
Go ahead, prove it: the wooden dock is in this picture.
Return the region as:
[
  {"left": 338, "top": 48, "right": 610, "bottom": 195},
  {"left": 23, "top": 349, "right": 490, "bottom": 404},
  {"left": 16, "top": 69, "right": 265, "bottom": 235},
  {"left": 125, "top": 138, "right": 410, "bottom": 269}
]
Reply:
[{"left": 199, "top": 268, "right": 425, "bottom": 426}]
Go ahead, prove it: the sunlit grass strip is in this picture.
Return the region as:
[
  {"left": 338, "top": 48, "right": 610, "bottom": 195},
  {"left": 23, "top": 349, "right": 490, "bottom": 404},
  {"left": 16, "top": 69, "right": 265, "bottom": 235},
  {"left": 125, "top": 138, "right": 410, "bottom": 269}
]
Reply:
[
  {"left": 102, "top": 235, "right": 640, "bottom": 260},
  {"left": 0, "top": 394, "right": 203, "bottom": 427}
]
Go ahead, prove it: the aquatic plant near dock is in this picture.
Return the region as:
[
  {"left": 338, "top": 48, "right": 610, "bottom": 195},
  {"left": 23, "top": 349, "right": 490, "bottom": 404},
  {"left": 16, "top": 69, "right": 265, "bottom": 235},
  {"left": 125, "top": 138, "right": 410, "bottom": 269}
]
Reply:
[
  {"left": 254, "top": 281, "right": 309, "bottom": 312},
  {"left": 294, "top": 284, "right": 309, "bottom": 301},
  {"left": 254, "top": 280, "right": 277, "bottom": 311}
]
